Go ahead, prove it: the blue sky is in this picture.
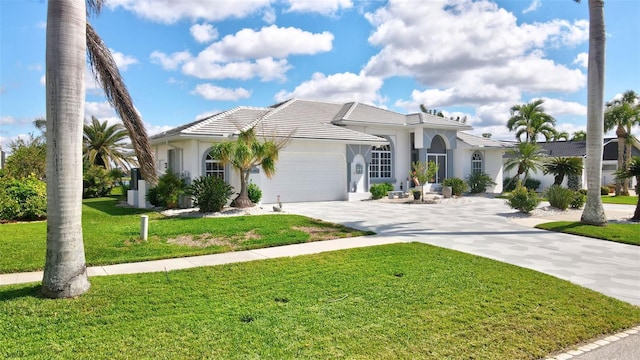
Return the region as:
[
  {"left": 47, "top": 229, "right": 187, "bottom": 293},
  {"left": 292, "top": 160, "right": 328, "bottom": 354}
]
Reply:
[{"left": 1, "top": 0, "right": 639, "bottom": 151}]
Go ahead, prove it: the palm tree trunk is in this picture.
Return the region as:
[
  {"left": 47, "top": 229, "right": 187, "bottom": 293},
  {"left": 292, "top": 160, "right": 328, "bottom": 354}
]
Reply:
[
  {"left": 615, "top": 127, "right": 625, "bottom": 195},
  {"left": 42, "top": 0, "right": 90, "bottom": 298},
  {"left": 580, "top": 0, "right": 607, "bottom": 226},
  {"left": 231, "top": 169, "right": 254, "bottom": 208}
]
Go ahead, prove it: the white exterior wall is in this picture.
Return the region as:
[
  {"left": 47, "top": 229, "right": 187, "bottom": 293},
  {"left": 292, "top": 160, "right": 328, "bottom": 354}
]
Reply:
[{"left": 453, "top": 144, "right": 504, "bottom": 194}]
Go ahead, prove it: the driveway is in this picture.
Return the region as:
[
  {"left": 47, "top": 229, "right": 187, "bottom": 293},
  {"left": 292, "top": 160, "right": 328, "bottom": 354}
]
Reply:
[{"left": 283, "top": 196, "right": 640, "bottom": 306}]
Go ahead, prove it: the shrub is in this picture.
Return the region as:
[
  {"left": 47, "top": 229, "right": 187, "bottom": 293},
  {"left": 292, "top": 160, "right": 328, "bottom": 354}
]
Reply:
[
  {"left": 524, "top": 178, "right": 541, "bottom": 191},
  {"left": 147, "top": 171, "right": 187, "bottom": 209},
  {"left": 83, "top": 165, "right": 114, "bottom": 198},
  {"left": 0, "top": 175, "right": 47, "bottom": 222},
  {"left": 465, "top": 172, "right": 495, "bottom": 194},
  {"left": 442, "top": 177, "right": 467, "bottom": 196},
  {"left": 600, "top": 186, "right": 611, "bottom": 195},
  {"left": 505, "top": 181, "right": 541, "bottom": 214},
  {"left": 571, "top": 191, "right": 586, "bottom": 209},
  {"left": 503, "top": 177, "right": 517, "bottom": 192},
  {"left": 188, "top": 176, "right": 234, "bottom": 213},
  {"left": 370, "top": 183, "right": 394, "bottom": 200},
  {"left": 546, "top": 185, "right": 574, "bottom": 210},
  {"left": 567, "top": 174, "right": 581, "bottom": 191},
  {"left": 247, "top": 181, "right": 262, "bottom": 204}
]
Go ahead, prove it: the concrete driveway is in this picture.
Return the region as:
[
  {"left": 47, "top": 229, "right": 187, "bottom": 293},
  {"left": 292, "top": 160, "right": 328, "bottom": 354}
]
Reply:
[{"left": 283, "top": 196, "right": 640, "bottom": 307}]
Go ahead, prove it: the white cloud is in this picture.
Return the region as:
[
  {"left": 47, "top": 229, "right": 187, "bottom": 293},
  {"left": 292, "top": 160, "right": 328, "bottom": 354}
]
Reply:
[
  {"left": 107, "top": 0, "right": 272, "bottom": 24},
  {"left": 84, "top": 101, "right": 117, "bottom": 120},
  {"left": 191, "top": 84, "right": 252, "bottom": 101},
  {"left": 145, "top": 124, "right": 174, "bottom": 136},
  {"left": 522, "top": 0, "right": 541, "bottom": 14},
  {"left": 110, "top": 49, "right": 138, "bottom": 70},
  {"left": 190, "top": 23, "right": 219, "bottom": 43},
  {"left": 263, "top": 7, "right": 277, "bottom": 23},
  {"left": 573, "top": 52, "right": 588, "bottom": 68},
  {"left": 286, "top": 0, "right": 353, "bottom": 15},
  {"left": 183, "top": 57, "right": 291, "bottom": 81},
  {"left": 194, "top": 109, "right": 223, "bottom": 120},
  {"left": 537, "top": 97, "right": 587, "bottom": 117},
  {"left": 275, "top": 71, "right": 384, "bottom": 105},
  {"left": 150, "top": 50, "right": 192, "bottom": 70},
  {"left": 0, "top": 116, "right": 17, "bottom": 126}
]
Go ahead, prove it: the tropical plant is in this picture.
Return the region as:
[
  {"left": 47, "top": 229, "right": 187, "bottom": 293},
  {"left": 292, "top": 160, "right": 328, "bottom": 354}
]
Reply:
[
  {"left": 576, "top": 0, "right": 607, "bottom": 226},
  {"left": 505, "top": 181, "right": 541, "bottom": 214},
  {"left": 571, "top": 130, "right": 587, "bottom": 141},
  {"left": 4, "top": 135, "right": 46, "bottom": 180},
  {"left": 543, "top": 157, "right": 583, "bottom": 186},
  {"left": 210, "top": 127, "right": 284, "bottom": 208},
  {"left": 147, "top": 172, "right": 187, "bottom": 209},
  {"left": 442, "top": 177, "right": 467, "bottom": 196},
  {"left": 546, "top": 185, "right": 574, "bottom": 210},
  {"left": 506, "top": 99, "right": 557, "bottom": 143},
  {"left": 614, "top": 156, "right": 640, "bottom": 221},
  {"left": 552, "top": 131, "right": 570, "bottom": 141},
  {"left": 466, "top": 172, "right": 496, "bottom": 193},
  {"left": 247, "top": 181, "right": 263, "bottom": 204},
  {"left": 604, "top": 90, "right": 640, "bottom": 195},
  {"left": 83, "top": 116, "right": 137, "bottom": 171},
  {"left": 411, "top": 161, "right": 438, "bottom": 202},
  {"left": 188, "top": 176, "right": 234, "bottom": 213},
  {"left": 504, "top": 142, "right": 546, "bottom": 183},
  {"left": 370, "top": 183, "right": 394, "bottom": 200},
  {"left": 42, "top": 0, "right": 157, "bottom": 298},
  {"left": 571, "top": 191, "right": 587, "bottom": 209},
  {"left": 82, "top": 165, "right": 114, "bottom": 198},
  {"left": 0, "top": 175, "right": 47, "bottom": 222},
  {"left": 567, "top": 174, "right": 582, "bottom": 190}
]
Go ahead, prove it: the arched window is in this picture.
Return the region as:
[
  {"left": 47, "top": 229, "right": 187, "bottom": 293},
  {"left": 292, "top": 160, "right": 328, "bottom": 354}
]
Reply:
[
  {"left": 370, "top": 144, "right": 392, "bottom": 179},
  {"left": 205, "top": 152, "right": 225, "bottom": 179},
  {"left": 472, "top": 152, "right": 483, "bottom": 173},
  {"left": 427, "top": 135, "right": 447, "bottom": 183}
]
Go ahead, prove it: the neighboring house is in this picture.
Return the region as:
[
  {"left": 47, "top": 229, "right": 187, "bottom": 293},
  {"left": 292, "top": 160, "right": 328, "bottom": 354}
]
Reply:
[
  {"left": 147, "top": 99, "right": 510, "bottom": 205},
  {"left": 504, "top": 138, "right": 640, "bottom": 190}
]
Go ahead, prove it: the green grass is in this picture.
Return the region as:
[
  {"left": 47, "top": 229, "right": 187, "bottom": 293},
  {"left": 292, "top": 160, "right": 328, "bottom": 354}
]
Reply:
[
  {"left": 536, "top": 221, "right": 640, "bottom": 246},
  {"left": 1, "top": 243, "right": 639, "bottom": 359},
  {"left": 0, "top": 197, "right": 372, "bottom": 274},
  {"left": 601, "top": 194, "right": 639, "bottom": 205}
]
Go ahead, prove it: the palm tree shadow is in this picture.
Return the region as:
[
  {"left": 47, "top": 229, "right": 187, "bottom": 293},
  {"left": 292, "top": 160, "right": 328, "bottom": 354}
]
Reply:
[
  {"left": 0, "top": 285, "right": 42, "bottom": 302},
  {"left": 82, "top": 197, "right": 152, "bottom": 216}
]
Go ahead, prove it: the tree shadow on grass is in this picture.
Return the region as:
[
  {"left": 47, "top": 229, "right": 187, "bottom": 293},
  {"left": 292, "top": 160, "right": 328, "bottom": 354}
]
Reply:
[
  {"left": 0, "top": 285, "right": 41, "bottom": 302},
  {"left": 82, "top": 197, "right": 153, "bottom": 217}
]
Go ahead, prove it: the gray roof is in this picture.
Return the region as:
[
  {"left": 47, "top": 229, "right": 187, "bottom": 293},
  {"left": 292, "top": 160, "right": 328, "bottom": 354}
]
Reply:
[
  {"left": 536, "top": 141, "right": 587, "bottom": 157},
  {"left": 457, "top": 132, "right": 513, "bottom": 149}
]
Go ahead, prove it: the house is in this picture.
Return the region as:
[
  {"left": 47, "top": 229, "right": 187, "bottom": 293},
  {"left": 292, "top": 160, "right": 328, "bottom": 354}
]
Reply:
[
  {"left": 144, "top": 99, "right": 510, "bottom": 205},
  {"left": 504, "top": 138, "right": 640, "bottom": 190}
]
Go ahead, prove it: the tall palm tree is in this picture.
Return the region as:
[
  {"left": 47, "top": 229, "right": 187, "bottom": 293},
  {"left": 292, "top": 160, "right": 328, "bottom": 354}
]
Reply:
[
  {"left": 544, "top": 157, "right": 584, "bottom": 186},
  {"left": 83, "top": 116, "right": 137, "bottom": 171},
  {"left": 504, "top": 142, "right": 547, "bottom": 183},
  {"left": 43, "top": 0, "right": 155, "bottom": 298},
  {"left": 552, "top": 131, "right": 570, "bottom": 141},
  {"left": 507, "top": 99, "right": 557, "bottom": 143},
  {"left": 605, "top": 90, "right": 640, "bottom": 195},
  {"left": 210, "top": 127, "right": 284, "bottom": 208},
  {"left": 571, "top": 130, "right": 587, "bottom": 141},
  {"left": 615, "top": 156, "right": 640, "bottom": 221},
  {"left": 578, "top": 0, "right": 607, "bottom": 226}
]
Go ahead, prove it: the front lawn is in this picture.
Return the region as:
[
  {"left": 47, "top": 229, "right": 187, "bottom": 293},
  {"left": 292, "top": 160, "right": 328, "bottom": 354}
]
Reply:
[
  {"left": 536, "top": 221, "right": 640, "bottom": 246},
  {"left": 1, "top": 243, "right": 639, "bottom": 359},
  {"left": 0, "top": 197, "right": 372, "bottom": 273},
  {"left": 601, "top": 194, "right": 638, "bottom": 205}
]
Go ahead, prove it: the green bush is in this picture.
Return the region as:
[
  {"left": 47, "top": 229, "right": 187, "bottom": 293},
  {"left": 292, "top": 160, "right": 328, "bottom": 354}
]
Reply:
[
  {"left": 147, "top": 172, "right": 187, "bottom": 209},
  {"left": 247, "top": 182, "right": 262, "bottom": 204},
  {"left": 600, "top": 186, "right": 610, "bottom": 195},
  {"left": 524, "top": 178, "right": 541, "bottom": 191},
  {"left": 503, "top": 177, "right": 517, "bottom": 192},
  {"left": 506, "top": 182, "right": 541, "bottom": 214},
  {"left": 465, "top": 172, "right": 495, "bottom": 194},
  {"left": 370, "top": 183, "right": 394, "bottom": 200},
  {"left": 546, "top": 185, "right": 574, "bottom": 210},
  {"left": 0, "top": 175, "right": 47, "bottom": 222},
  {"left": 442, "top": 177, "right": 467, "bottom": 196},
  {"left": 567, "top": 174, "right": 581, "bottom": 191},
  {"left": 571, "top": 191, "right": 586, "bottom": 209},
  {"left": 83, "top": 165, "right": 114, "bottom": 198},
  {"left": 188, "top": 176, "right": 234, "bottom": 213}
]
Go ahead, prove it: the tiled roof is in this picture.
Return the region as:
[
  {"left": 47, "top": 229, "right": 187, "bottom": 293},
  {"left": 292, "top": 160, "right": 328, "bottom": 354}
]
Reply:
[
  {"left": 406, "top": 113, "right": 473, "bottom": 130},
  {"left": 457, "top": 132, "right": 513, "bottom": 149},
  {"left": 536, "top": 141, "right": 587, "bottom": 157}
]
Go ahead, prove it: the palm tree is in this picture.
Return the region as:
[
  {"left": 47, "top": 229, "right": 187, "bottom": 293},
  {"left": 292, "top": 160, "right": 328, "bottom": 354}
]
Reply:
[
  {"left": 42, "top": 0, "right": 155, "bottom": 299},
  {"left": 605, "top": 90, "right": 640, "bottom": 195},
  {"left": 544, "top": 157, "right": 584, "bottom": 186},
  {"left": 571, "top": 130, "right": 587, "bottom": 141},
  {"left": 504, "top": 142, "right": 547, "bottom": 184},
  {"left": 507, "top": 99, "right": 557, "bottom": 143},
  {"left": 552, "top": 131, "right": 570, "bottom": 141},
  {"left": 615, "top": 156, "right": 640, "bottom": 221},
  {"left": 83, "top": 116, "right": 137, "bottom": 171},
  {"left": 578, "top": 0, "right": 607, "bottom": 226},
  {"left": 210, "top": 127, "right": 284, "bottom": 208}
]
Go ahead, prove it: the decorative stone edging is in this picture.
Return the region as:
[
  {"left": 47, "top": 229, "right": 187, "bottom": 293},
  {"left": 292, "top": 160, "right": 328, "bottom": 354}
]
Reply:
[{"left": 544, "top": 325, "right": 640, "bottom": 360}]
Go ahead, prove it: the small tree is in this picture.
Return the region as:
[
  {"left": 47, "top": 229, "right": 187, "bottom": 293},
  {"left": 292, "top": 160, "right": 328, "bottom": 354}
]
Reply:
[
  {"left": 411, "top": 161, "right": 438, "bottom": 202},
  {"left": 544, "top": 157, "right": 583, "bottom": 186},
  {"left": 4, "top": 135, "right": 46, "bottom": 180},
  {"left": 615, "top": 156, "right": 640, "bottom": 221},
  {"left": 210, "top": 127, "right": 284, "bottom": 208}
]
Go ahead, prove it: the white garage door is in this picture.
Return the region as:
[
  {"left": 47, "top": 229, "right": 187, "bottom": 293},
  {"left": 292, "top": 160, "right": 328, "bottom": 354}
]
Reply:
[{"left": 263, "top": 152, "right": 347, "bottom": 203}]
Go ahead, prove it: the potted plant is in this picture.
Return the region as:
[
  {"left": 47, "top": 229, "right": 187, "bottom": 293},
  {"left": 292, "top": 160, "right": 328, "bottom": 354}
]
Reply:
[
  {"left": 410, "top": 161, "right": 439, "bottom": 202},
  {"left": 412, "top": 190, "right": 422, "bottom": 200}
]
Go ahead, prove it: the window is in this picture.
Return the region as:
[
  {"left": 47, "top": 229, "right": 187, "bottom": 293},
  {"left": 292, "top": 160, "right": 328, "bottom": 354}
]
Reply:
[
  {"left": 472, "top": 152, "right": 483, "bottom": 173},
  {"left": 370, "top": 144, "right": 392, "bottom": 179},
  {"left": 602, "top": 164, "right": 617, "bottom": 171},
  {"left": 205, "top": 153, "right": 224, "bottom": 179}
]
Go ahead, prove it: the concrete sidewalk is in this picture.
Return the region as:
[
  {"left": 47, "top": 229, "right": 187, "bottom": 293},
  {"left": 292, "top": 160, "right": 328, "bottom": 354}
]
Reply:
[{"left": 1, "top": 197, "right": 639, "bottom": 359}]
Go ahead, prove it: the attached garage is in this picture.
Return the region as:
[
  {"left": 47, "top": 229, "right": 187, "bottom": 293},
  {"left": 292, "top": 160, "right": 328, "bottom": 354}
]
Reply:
[{"left": 261, "top": 151, "right": 347, "bottom": 204}]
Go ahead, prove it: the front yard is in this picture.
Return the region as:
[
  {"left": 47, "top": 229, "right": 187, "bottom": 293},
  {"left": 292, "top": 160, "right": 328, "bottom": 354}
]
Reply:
[{"left": 0, "top": 197, "right": 372, "bottom": 273}]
